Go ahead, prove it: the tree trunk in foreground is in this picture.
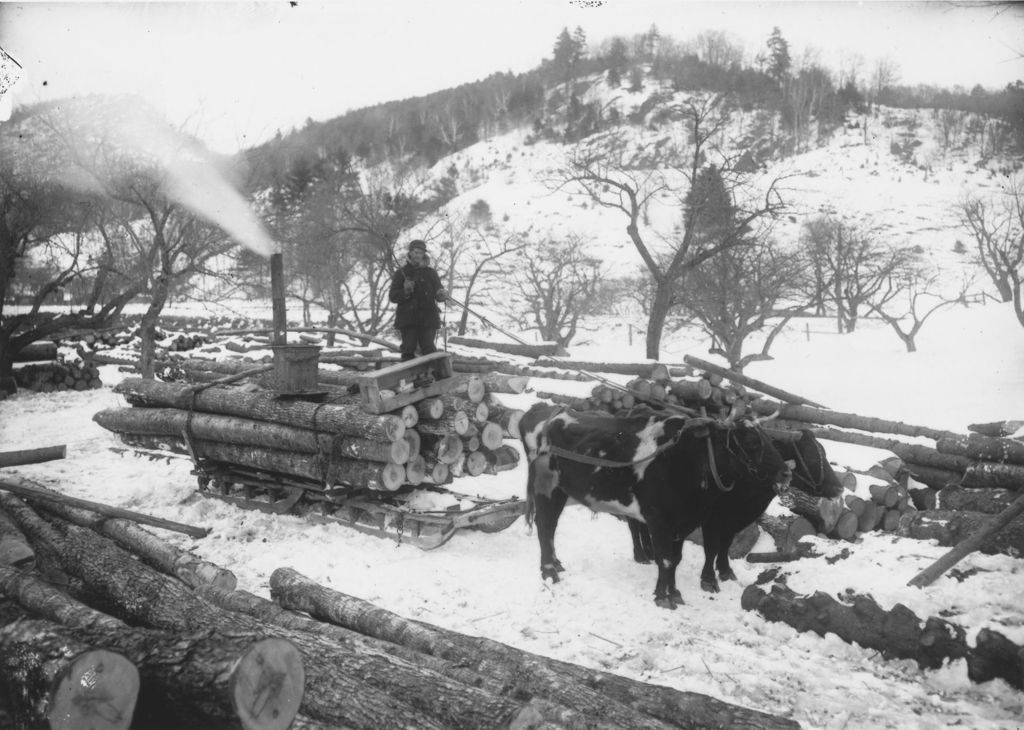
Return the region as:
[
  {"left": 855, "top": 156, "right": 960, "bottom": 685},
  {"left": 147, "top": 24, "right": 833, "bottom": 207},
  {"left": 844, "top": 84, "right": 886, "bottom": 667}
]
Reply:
[
  {"left": 0, "top": 619, "right": 138, "bottom": 730},
  {"left": 269, "top": 567, "right": 800, "bottom": 730},
  {"left": 32, "top": 495, "right": 236, "bottom": 591},
  {"left": 114, "top": 378, "right": 405, "bottom": 443},
  {"left": 0, "top": 508, "right": 34, "bottom": 569},
  {"left": 66, "top": 622, "right": 303, "bottom": 730},
  {"left": 11, "top": 514, "right": 556, "bottom": 730}
]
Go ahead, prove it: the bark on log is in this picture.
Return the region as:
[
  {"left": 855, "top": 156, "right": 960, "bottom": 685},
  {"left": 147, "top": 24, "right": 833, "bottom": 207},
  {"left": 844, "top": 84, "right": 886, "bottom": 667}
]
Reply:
[
  {"left": 0, "top": 444, "right": 67, "bottom": 467},
  {"left": 741, "top": 583, "right": 969, "bottom": 670},
  {"left": 117, "top": 434, "right": 406, "bottom": 492},
  {"left": 416, "top": 410, "right": 471, "bottom": 437},
  {"left": 195, "top": 585, "right": 502, "bottom": 697},
  {"left": 778, "top": 424, "right": 971, "bottom": 473},
  {"left": 14, "top": 341, "right": 60, "bottom": 361},
  {"left": 936, "top": 434, "right": 1024, "bottom": 467},
  {"left": 936, "top": 486, "right": 1018, "bottom": 513},
  {"left": 908, "top": 494, "right": 1024, "bottom": 587},
  {"left": 14, "top": 518, "right": 555, "bottom": 730},
  {"left": 532, "top": 359, "right": 673, "bottom": 379},
  {"left": 0, "top": 475, "right": 209, "bottom": 539},
  {"left": 961, "top": 461, "right": 1024, "bottom": 490},
  {"left": 449, "top": 335, "right": 563, "bottom": 358},
  {"left": 968, "top": 420, "right": 1024, "bottom": 438},
  {"left": 114, "top": 378, "right": 405, "bottom": 443},
  {"left": 269, "top": 568, "right": 800, "bottom": 730},
  {"left": 684, "top": 355, "right": 826, "bottom": 407},
  {"left": 477, "top": 371, "right": 530, "bottom": 394},
  {"left": 0, "top": 508, "right": 34, "bottom": 569},
  {"left": 778, "top": 490, "right": 844, "bottom": 533},
  {"left": 30, "top": 494, "right": 235, "bottom": 590},
  {"left": 750, "top": 399, "right": 959, "bottom": 441},
  {"left": 12, "top": 618, "right": 303, "bottom": 730},
  {"left": 0, "top": 620, "right": 139, "bottom": 730},
  {"left": 483, "top": 396, "right": 525, "bottom": 439},
  {"left": 0, "top": 564, "right": 127, "bottom": 634},
  {"left": 897, "top": 508, "right": 1024, "bottom": 556}
]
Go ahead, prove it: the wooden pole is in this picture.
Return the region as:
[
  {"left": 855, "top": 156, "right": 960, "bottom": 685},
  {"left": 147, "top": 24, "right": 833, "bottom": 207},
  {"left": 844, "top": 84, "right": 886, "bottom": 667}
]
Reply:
[
  {"left": 0, "top": 476, "right": 210, "bottom": 539},
  {"left": 270, "top": 252, "right": 287, "bottom": 346},
  {"left": 683, "top": 354, "right": 827, "bottom": 408},
  {"left": 908, "top": 493, "right": 1024, "bottom": 588},
  {"left": 0, "top": 445, "right": 67, "bottom": 468}
]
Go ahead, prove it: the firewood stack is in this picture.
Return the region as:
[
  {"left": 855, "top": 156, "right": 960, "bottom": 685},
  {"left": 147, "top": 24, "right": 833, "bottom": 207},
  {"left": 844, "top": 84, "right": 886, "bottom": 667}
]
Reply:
[
  {"left": 0, "top": 480, "right": 800, "bottom": 729},
  {"left": 13, "top": 358, "right": 103, "bottom": 393}
]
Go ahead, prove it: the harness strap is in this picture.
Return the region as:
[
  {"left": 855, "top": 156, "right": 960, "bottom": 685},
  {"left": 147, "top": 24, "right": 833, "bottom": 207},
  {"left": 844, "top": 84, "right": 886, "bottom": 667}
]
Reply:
[
  {"left": 705, "top": 433, "right": 735, "bottom": 492},
  {"left": 547, "top": 442, "right": 671, "bottom": 468}
]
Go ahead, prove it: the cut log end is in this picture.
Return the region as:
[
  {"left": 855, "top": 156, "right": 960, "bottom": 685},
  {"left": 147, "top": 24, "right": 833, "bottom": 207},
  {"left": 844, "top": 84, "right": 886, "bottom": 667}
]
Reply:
[
  {"left": 50, "top": 649, "right": 139, "bottom": 730},
  {"left": 230, "top": 638, "right": 305, "bottom": 730}
]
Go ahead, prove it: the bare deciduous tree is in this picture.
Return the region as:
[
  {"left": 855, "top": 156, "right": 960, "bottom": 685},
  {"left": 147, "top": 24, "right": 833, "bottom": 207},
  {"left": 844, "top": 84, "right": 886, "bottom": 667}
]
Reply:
[
  {"left": 555, "top": 93, "right": 787, "bottom": 359},
  {"left": 799, "top": 215, "right": 917, "bottom": 333},
  {"left": 679, "top": 238, "right": 806, "bottom": 372},
  {"left": 503, "top": 235, "right": 609, "bottom": 347},
  {"left": 957, "top": 178, "right": 1024, "bottom": 326},
  {"left": 869, "top": 262, "right": 972, "bottom": 352}
]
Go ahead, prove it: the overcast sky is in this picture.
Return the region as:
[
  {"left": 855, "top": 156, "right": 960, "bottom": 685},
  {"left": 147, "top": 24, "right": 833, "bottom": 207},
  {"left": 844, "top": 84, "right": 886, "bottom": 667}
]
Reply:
[{"left": 1, "top": 1, "right": 1022, "bottom": 152}]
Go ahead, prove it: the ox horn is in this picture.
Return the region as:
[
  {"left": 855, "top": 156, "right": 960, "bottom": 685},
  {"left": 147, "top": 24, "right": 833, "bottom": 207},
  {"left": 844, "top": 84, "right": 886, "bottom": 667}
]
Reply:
[{"left": 750, "top": 408, "right": 781, "bottom": 426}]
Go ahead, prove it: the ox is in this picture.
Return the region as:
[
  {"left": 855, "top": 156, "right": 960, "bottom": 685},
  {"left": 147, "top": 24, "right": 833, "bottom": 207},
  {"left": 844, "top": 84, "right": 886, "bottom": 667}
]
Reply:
[
  {"left": 627, "top": 427, "right": 844, "bottom": 592},
  {"left": 519, "top": 403, "right": 792, "bottom": 609}
]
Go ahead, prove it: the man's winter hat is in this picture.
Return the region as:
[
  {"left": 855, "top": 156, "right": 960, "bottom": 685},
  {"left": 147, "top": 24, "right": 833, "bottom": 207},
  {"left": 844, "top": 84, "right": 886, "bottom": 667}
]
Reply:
[{"left": 408, "top": 239, "right": 427, "bottom": 253}]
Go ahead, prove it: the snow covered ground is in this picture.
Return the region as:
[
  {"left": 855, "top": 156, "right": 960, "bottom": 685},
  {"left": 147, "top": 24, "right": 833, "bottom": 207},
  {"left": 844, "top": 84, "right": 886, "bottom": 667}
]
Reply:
[{"left": 2, "top": 300, "right": 1023, "bottom": 730}]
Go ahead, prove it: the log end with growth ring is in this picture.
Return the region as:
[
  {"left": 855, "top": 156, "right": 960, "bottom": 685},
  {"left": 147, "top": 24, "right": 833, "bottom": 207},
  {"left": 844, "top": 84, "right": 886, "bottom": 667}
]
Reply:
[
  {"left": 49, "top": 649, "right": 139, "bottom": 730},
  {"left": 229, "top": 638, "right": 305, "bottom": 730}
]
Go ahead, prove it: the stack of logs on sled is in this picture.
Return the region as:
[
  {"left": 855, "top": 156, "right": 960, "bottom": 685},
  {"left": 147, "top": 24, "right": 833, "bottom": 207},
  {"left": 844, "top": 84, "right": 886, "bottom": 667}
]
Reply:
[
  {"left": 95, "top": 363, "right": 529, "bottom": 497},
  {"left": 0, "top": 478, "right": 800, "bottom": 730},
  {"left": 536, "top": 353, "right": 1024, "bottom": 557}
]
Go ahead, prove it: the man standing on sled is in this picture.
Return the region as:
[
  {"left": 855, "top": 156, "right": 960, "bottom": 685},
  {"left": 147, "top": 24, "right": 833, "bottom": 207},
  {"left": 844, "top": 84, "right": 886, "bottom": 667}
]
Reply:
[{"left": 389, "top": 239, "right": 448, "bottom": 361}]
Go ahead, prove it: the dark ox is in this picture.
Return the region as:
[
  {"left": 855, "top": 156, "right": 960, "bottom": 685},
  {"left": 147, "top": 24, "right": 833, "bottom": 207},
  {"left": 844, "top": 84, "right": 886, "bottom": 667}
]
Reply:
[
  {"left": 519, "top": 403, "right": 792, "bottom": 609},
  {"left": 627, "top": 427, "right": 844, "bottom": 593}
]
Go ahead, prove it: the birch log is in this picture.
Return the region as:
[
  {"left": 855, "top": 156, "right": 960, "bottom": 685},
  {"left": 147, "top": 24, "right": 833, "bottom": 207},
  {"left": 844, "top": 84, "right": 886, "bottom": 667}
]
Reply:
[{"left": 114, "top": 378, "right": 405, "bottom": 443}]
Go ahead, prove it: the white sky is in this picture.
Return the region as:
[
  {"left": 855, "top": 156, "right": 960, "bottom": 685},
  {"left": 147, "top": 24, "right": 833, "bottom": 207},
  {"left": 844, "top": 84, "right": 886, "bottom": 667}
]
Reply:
[{"left": 1, "top": 0, "right": 1023, "bottom": 152}]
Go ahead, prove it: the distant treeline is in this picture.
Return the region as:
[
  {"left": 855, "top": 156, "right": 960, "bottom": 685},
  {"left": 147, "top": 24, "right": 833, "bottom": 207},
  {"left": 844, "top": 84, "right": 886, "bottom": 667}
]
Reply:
[{"left": 242, "top": 26, "right": 1023, "bottom": 189}]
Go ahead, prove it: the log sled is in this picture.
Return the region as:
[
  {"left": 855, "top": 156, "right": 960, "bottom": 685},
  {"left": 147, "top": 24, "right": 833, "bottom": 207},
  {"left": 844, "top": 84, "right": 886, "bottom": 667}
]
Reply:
[{"left": 99, "top": 353, "right": 527, "bottom": 550}]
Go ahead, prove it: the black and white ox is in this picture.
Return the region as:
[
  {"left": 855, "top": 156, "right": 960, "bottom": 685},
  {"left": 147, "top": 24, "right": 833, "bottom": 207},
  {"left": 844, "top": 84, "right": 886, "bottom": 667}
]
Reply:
[
  {"left": 627, "top": 426, "right": 844, "bottom": 592},
  {"left": 519, "top": 403, "right": 793, "bottom": 609}
]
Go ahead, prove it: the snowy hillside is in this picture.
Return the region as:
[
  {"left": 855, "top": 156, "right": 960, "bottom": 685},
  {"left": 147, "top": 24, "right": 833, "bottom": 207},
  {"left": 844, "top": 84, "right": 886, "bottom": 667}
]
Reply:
[{"left": 414, "top": 73, "right": 1015, "bottom": 305}]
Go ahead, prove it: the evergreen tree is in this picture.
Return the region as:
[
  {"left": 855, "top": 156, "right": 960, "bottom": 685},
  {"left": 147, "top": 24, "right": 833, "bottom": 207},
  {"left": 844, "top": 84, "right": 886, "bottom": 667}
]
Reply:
[
  {"left": 606, "top": 37, "right": 628, "bottom": 87},
  {"left": 766, "top": 27, "right": 791, "bottom": 84},
  {"left": 552, "top": 27, "right": 576, "bottom": 92},
  {"left": 684, "top": 164, "right": 734, "bottom": 249}
]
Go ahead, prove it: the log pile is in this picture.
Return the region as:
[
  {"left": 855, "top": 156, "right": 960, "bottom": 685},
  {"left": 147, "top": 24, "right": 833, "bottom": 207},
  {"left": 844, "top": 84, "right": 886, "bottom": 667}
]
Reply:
[
  {"left": 0, "top": 483, "right": 799, "bottom": 729},
  {"left": 13, "top": 358, "right": 103, "bottom": 393}
]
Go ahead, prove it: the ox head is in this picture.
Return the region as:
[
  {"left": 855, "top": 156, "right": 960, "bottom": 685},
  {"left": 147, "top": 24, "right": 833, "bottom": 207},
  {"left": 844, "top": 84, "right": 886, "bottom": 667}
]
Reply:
[
  {"left": 703, "top": 408, "right": 793, "bottom": 495},
  {"left": 775, "top": 428, "right": 844, "bottom": 498}
]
